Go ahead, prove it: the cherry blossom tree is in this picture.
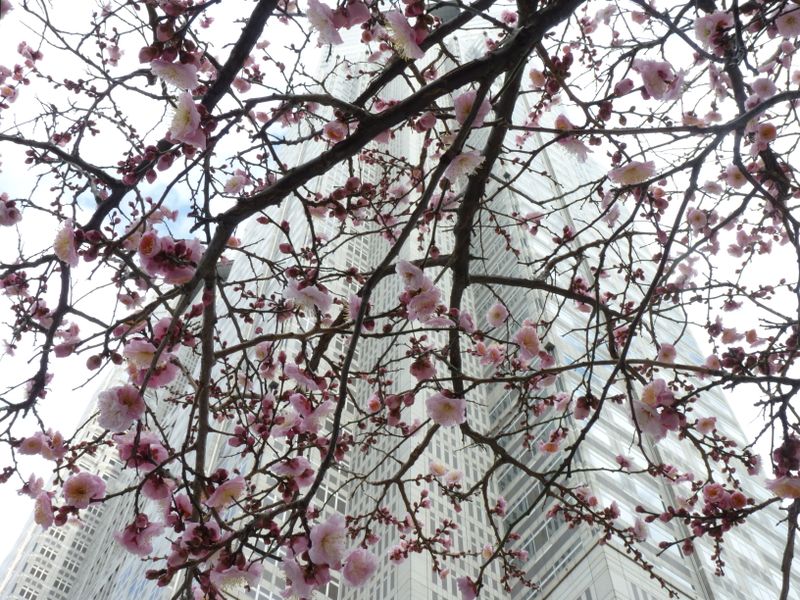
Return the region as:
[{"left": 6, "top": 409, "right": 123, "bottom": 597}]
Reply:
[{"left": 1, "top": 0, "right": 800, "bottom": 598}]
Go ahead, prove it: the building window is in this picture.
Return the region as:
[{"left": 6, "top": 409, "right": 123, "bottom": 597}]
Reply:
[
  {"left": 61, "top": 558, "right": 80, "bottom": 574},
  {"left": 48, "top": 529, "right": 66, "bottom": 542},
  {"left": 53, "top": 578, "right": 71, "bottom": 594},
  {"left": 18, "top": 588, "right": 38, "bottom": 600},
  {"left": 39, "top": 546, "right": 57, "bottom": 561},
  {"left": 28, "top": 565, "right": 47, "bottom": 580}
]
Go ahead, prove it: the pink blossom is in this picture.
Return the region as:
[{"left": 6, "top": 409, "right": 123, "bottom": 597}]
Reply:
[
  {"left": 554, "top": 114, "right": 589, "bottom": 161},
  {"left": 142, "top": 474, "right": 174, "bottom": 500},
  {"left": 115, "top": 430, "right": 169, "bottom": 472},
  {"left": 416, "top": 111, "right": 436, "bottom": 131},
  {"left": 633, "top": 59, "right": 683, "bottom": 101},
  {"left": 486, "top": 302, "right": 508, "bottom": 328},
  {"left": 608, "top": 161, "right": 655, "bottom": 185},
  {"left": 273, "top": 456, "right": 316, "bottom": 488},
  {"left": 766, "top": 476, "right": 800, "bottom": 499},
  {"left": 458, "top": 310, "right": 476, "bottom": 333},
  {"left": 614, "top": 78, "right": 635, "bottom": 96},
  {"left": 445, "top": 151, "right": 483, "bottom": 181},
  {"left": 777, "top": 7, "right": 800, "bottom": 38},
  {"left": 97, "top": 384, "right": 145, "bottom": 432},
  {"left": 209, "top": 562, "right": 263, "bottom": 591},
  {"left": 457, "top": 576, "right": 478, "bottom": 600},
  {"left": 309, "top": 513, "right": 348, "bottom": 568},
  {"left": 169, "top": 93, "right": 206, "bottom": 150},
  {"left": 751, "top": 77, "right": 777, "bottom": 99},
  {"left": 323, "top": 120, "right": 348, "bottom": 142},
  {"left": 444, "top": 469, "right": 463, "bottom": 486},
  {"left": 426, "top": 392, "right": 467, "bottom": 427},
  {"left": 694, "top": 11, "right": 733, "bottom": 48},
  {"left": 686, "top": 208, "right": 707, "bottom": 233},
  {"left": 205, "top": 475, "right": 245, "bottom": 509},
  {"left": 223, "top": 170, "right": 250, "bottom": 194},
  {"left": 18, "top": 474, "right": 44, "bottom": 498},
  {"left": 114, "top": 514, "right": 163, "bottom": 556},
  {"left": 342, "top": 548, "right": 378, "bottom": 587},
  {"left": 284, "top": 362, "right": 321, "bottom": 391},
  {"left": 150, "top": 59, "right": 198, "bottom": 90},
  {"left": 0, "top": 193, "right": 22, "bottom": 226},
  {"left": 479, "top": 343, "right": 505, "bottom": 368},
  {"left": 63, "top": 472, "right": 106, "bottom": 509},
  {"left": 410, "top": 356, "right": 436, "bottom": 381},
  {"left": 640, "top": 379, "right": 674, "bottom": 408},
  {"left": 396, "top": 260, "right": 427, "bottom": 291},
  {"left": 384, "top": 11, "right": 424, "bottom": 60},
  {"left": 407, "top": 286, "right": 441, "bottom": 321},
  {"left": 429, "top": 459, "right": 448, "bottom": 477},
  {"left": 632, "top": 518, "right": 648, "bottom": 542},
  {"left": 656, "top": 343, "right": 676, "bottom": 363},
  {"left": 529, "top": 69, "right": 546, "bottom": 89},
  {"left": 696, "top": 417, "right": 716, "bottom": 435},
  {"left": 632, "top": 401, "right": 668, "bottom": 441},
  {"left": 54, "top": 220, "right": 79, "bottom": 267},
  {"left": 454, "top": 90, "right": 491, "bottom": 127},
  {"left": 33, "top": 491, "right": 53, "bottom": 529},
  {"left": 285, "top": 280, "right": 332, "bottom": 313},
  {"left": 0, "top": 0, "right": 12, "bottom": 18},
  {"left": 514, "top": 325, "right": 540, "bottom": 361},
  {"left": 307, "top": 0, "right": 343, "bottom": 45},
  {"left": 725, "top": 164, "right": 747, "bottom": 188},
  {"left": 18, "top": 432, "right": 48, "bottom": 456}
]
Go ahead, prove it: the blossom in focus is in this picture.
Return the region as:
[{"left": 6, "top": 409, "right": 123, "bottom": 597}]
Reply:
[
  {"left": 554, "top": 114, "right": 589, "bottom": 162},
  {"left": 309, "top": 514, "right": 348, "bottom": 568},
  {"left": 169, "top": 93, "right": 206, "bottom": 149},
  {"left": 396, "top": 260, "right": 427, "bottom": 291},
  {"left": 0, "top": 193, "right": 22, "bottom": 226},
  {"left": 205, "top": 475, "right": 246, "bottom": 509},
  {"left": 342, "top": 548, "right": 378, "bottom": 587},
  {"left": 63, "top": 472, "right": 106, "bottom": 509},
  {"left": 115, "top": 430, "right": 169, "bottom": 472},
  {"left": 457, "top": 576, "right": 478, "bottom": 600},
  {"left": 150, "top": 59, "right": 198, "bottom": 90},
  {"left": 608, "top": 160, "right": 655, "bottom": 185},
  {"left": 694, "top": 11, "right": 733, "bottom": 49},
  {"left": 486, "top": 302, "right": 508, "bottom": 328},
  {"left": 285, "top": 280, "right": 332, "bottom": 313},
  {"left": 725, "top": 164, "right": 747, "bottom": 188},
  {"left": 514, "top": 325, "right": 541, "bottom": 362},
  {"left": 97, "top": 384, "right": 145, "bottom": 432},
  {"left": 114, "top": 514, "right": 164, "bottom": 556},
  {"left": 426, "top": 392, "right": 467, "bottom": 427},
  {"left": 632, "top": 59, "right": 683, "bottom": 101},
  {"left": 323, "top": 120, "right": 348, "bottom": 142},
  {"left": 444, "top": 151, "right": 483, "bottom": 181},
  {"left": 776, "top": 7, "right": 800, "bottom": 38},
  {"left": 454, "top": 90, "right": 491, "bottom": 127},
  {"left": 640, "top": 379, "right": 674, "bottom": 408},
  {"left": 223, "top": 170, "right": 250, "bottom": 194},
  {"left": 766, "top": 476, "right": 800, "bottom": 499},
  {"left": 656, "top": 343, "right": 676, "bottom": 363},
  {"left": 384, "top": 11, "right": 424, "bottom": 60},
  {"left": 54, "top": 220, "right": 79, "bottom": 267},
  {"left": 209, "top": 563, "right": 263, "bottom": 592},
  {"left": 34, "top": 492, "right": 53, "bottom": 529},
  {"left": 307, "top": 0, "right": 343, "bottom": 45}
]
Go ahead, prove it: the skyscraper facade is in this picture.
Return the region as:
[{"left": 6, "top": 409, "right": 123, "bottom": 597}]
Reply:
[{"left": 1, "top": 28, "right": 797, "bottom": 600}]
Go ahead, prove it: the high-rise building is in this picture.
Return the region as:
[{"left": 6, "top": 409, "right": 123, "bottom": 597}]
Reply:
[{"left": 1, "top": 28, "right": 797, "bottom": 600}]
